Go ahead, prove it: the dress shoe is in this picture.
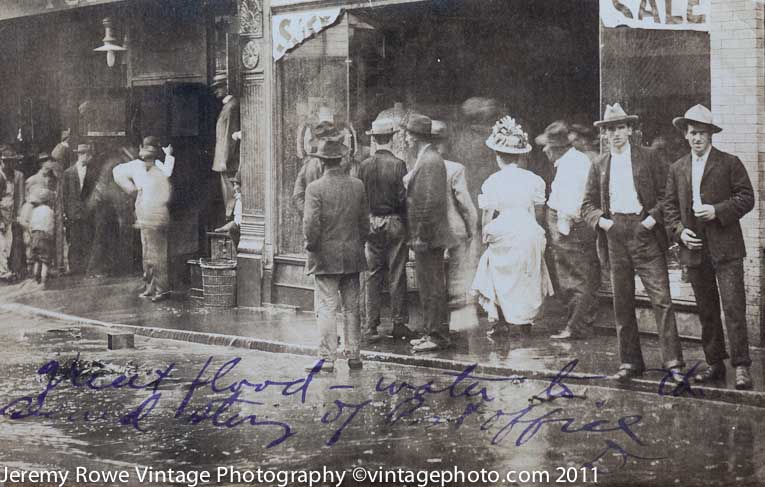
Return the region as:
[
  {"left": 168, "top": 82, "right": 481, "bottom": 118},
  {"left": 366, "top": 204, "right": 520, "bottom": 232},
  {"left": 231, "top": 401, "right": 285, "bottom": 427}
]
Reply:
[
  {"left": 412, "top": 338, "right": 447, "bottom": 353},
  {"left": 611, "top": 367, "right": 643, "bottom": 382},
  {"left": 694, "top": 362, "right": 726, "bottom": 383},
  {"left": 305, "top": 361, "right": 334, "bottom": 373},
  {"left": 151, "top": 291, "right": 171, "bottom": 303},
  {"left": 735, "top": 366, "right": 753, "bottom": 390},
  {"left": 410, "top": 337, "right": 428, "bottom": 346},
  {"left": 486, "top": 323, "right": 510, "bottom": 340},
  {"left": 139, "top": 287, "right": 155, "bottom": 298},
  {"left": 390, "top": 324, "right": 416, "bottom": 340},
  {"left": 550, "top": 326, "right": 591, "bottom": 340},
  {"left": 347, "top": 358, "right": 363, "bottom": 370}
]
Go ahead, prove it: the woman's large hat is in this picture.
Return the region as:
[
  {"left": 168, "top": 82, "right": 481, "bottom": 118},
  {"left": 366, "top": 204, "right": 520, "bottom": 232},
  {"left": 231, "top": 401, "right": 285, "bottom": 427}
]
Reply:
[
  {"left": 672, "top": 104, "right": 722, "bottom": 134},
  {"left": 485, "top": 116, "right": 532, "bottom": 154},
  {"left": 593, "top": 103, "right": 639, "bottom": 128}
]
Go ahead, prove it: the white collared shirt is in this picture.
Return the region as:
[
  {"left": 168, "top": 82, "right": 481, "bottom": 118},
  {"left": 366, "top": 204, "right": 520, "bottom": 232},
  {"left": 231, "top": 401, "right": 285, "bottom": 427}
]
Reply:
[
  {"left": 691, "top": 147, "right": 711, "bottom": 211},
  {"left": 547, "top": 147, "right": 592, "bottom": 220},
  {"left": 609, "top": 144, "right": 643, "bottom": 214}
]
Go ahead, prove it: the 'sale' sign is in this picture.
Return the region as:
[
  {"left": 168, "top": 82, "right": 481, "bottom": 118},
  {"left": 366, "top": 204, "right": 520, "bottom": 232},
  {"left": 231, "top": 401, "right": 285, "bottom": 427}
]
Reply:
[{"left": 600, "top": 0, "right": 711, "bottom": 31}]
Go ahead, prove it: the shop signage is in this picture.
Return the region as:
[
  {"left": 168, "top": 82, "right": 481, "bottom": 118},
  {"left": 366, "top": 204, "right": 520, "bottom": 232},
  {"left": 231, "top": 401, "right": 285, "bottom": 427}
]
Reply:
[
  {"left": 0, "top": 0, "right": 128, "bottom": 22},
  {"left": 272, "top": 8, "right": 343, "bottom": 61},
  {"left": 600, "top": 0, "right": 710, "bottom": 31}
]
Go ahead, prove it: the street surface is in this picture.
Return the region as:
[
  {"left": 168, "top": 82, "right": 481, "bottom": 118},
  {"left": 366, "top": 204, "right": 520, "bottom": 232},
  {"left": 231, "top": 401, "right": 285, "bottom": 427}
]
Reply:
[{"left": 0, "top": 308, "right": 762, "bottom": 486}]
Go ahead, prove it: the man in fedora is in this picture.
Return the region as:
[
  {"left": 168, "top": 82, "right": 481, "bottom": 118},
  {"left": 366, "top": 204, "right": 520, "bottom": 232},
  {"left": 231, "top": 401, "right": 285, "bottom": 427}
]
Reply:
[
  {"left": 113, "top": 136, "right": 176, "bottom": 302},
  {"left": 582, "top": 103, "right": 685, "bottom": 382},
  {"left": 0, "top": 148, "right": 25, "bottom": 279},
  {"left": 292, "top": 121, "right": 340, "bottom": 213},
  {"left": 403, "top": 113, "right": 456, "bottom": 352},
  {"left": 303, "top": 136, "right": 368, "bottom": 372},
  {"left": 63, "top": 143, "right": 98, "bottom": 275},
  {"left": 210, "top": 72, "right": 240, "bottom": 223},
  {"left": 358, "top": 118, "right": 412, "bottom": 342},
  {"left": 431, "top": 120, "right": 480, "bottom": 332},
  {"left": 537, "top": 121, "right": 600, "bottom": 339},
  {"left": 663, "top": 105, "right": 755, "bottom": 389}
]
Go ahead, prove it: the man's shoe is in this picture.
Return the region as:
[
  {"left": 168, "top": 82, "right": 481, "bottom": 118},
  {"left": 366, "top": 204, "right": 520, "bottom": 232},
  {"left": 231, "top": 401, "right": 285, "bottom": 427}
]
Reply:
[
  {"left": 410, "top": 337, "right": 428, "bottom": 346},
  {"left": 694, "top": 362, "right": 726, "bottom": 383},
  {"left": 735, "top": 366, "right": 753, "bottom": 390},
  {"left": 611, "top": 367, "right": 643, "bottom": 382},
  {"left": 139, "top": 288, "right": 155, "bottom": 298},
  {"left": 347, "top": 358, "right": 363, "bottom": 370},
  {"left": 305, "top": 361, "right": 334, "bottom": 373},
  {"left": 550, "top": 326, "right": 591, "bottom": 340},
  {"left": 151, "top": 292, "right": 171, "bottom": 303},
  {"left": 412, "top": 338, "right": 445, "bottom": 353},
  {"left": 391, "top": 324, "right": 416, "bottom": 340}
]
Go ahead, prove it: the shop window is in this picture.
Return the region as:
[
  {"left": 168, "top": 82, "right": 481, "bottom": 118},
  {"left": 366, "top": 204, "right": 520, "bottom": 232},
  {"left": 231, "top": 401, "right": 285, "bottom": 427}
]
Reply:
[{"left": 78, "top": 89, "right": 128, "bottom": 137}]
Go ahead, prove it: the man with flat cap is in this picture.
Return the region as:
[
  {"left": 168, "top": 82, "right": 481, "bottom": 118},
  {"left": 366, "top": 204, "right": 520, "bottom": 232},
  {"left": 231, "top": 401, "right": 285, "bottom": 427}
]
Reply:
[
  {"left": 358, "top": 118, "right": 413, "bottom": 342},
  {"left": 404, "top": 113, "right": 456, "bottom": 352},
  {"left": 211, "top": 72, "right": 240, "bottom": 223},
  {"left": 663, "top": 104, "right": 755, "bottom": 389},
  {"left": 538, "top": 121, "right": 600, "bottom": 339},
  {"left": 63, "top": 143, "right": 98, "bottom": 275},
  {"left": 582, "top": 103, "right": 685, "bottom": 383}
]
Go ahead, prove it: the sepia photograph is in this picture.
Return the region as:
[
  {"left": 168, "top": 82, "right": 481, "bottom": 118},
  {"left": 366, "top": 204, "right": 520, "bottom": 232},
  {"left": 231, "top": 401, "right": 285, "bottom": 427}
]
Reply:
[{"left": 0, "top": 0, "right": 763, "bottom": 486}]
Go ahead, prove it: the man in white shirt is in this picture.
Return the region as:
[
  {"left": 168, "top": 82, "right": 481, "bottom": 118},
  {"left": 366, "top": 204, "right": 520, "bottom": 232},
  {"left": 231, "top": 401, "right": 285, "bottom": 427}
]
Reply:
[
  {"left": 113, "top": 136, "right": 175, "bottom": 302},
  {"left": 537, "top": 121, "right": 600, "bottom": 339},
  {"left": 663, "top": 105, "right": 755, "bottom": 390},
  {"left": 582, "top": 103, "right": 684, "bottom": 383}
]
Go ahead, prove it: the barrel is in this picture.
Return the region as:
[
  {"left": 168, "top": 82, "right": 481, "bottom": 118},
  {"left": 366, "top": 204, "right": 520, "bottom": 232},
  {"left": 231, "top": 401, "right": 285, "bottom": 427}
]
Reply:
[{"left": 200, "top": 259, "right": 237, "bottom": 308}]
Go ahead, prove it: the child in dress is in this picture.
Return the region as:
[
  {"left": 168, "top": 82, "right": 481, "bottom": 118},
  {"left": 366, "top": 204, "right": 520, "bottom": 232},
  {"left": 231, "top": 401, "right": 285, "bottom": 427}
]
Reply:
[{"left": 28, "top": 188, "right": 55, "bottom": 286}]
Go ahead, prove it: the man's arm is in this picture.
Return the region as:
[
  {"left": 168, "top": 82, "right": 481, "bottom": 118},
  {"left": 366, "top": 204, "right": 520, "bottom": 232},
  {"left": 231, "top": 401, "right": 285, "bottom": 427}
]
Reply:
[
  {"left": 713, "top": 155, "right": 755, "bottom": 226},
  {"left": 645, "top": 148, "right": 668, "bottom": 227},
  {"left": 303, "top": 183, "right": 322, "bottom": 252},
  {"left": 412, "top": 154, "right": 447, "bottom": 243},
  {"left": 581, "top": 160, "right": 605, "bottom": 231},
  {"left": 292, "top": 163, "right": 308, "bottom": 213},
  {"left": 358, "top": 185, "right": 370, "bottom": 243},
  {"left": 451, "top": 165, "right": 478, "bottom": 240},
  {"left": 112, "top": 163, "right": 138, "bottom": 195},
  {"left": 662, "top": 165, "right": 685, "bottom": 243}
]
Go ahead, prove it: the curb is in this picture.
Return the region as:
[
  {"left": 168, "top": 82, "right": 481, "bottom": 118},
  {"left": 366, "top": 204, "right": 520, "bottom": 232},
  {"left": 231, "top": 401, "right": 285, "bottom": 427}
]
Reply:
[{"left": 3, "top": 303, "right": 764, "bottom": 409}]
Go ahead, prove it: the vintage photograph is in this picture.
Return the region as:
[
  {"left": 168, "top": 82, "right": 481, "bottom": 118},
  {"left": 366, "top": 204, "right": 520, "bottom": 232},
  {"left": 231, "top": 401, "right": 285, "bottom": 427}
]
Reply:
[{"left": 0, "top": 0, "right": 762, "bottom": 486}]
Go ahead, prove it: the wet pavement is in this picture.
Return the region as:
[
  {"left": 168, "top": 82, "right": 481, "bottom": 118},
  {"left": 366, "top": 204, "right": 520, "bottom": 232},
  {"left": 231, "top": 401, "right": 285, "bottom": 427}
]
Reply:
[
  {"left": 0, "top": 307, "right": 763, "bottom": 486},
  {"left": 3, "top": 275, "right": 765, "bottom": 402}
]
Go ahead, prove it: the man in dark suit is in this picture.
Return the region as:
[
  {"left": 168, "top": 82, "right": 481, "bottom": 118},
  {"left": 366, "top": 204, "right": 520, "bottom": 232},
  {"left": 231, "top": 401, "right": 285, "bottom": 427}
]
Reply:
[
  {"left": 211, "top": 72, "right": 240, "bottom": 222},
  {"left": 582, "top": 103, "right": 685, "bottom": 382},
  {"left": 663, "top": 105, "right": 755, "bottom": 390},
  {"left": 303, "top": 136, "right": 369, "bottom": 373},
  {"left": 62, "top": 143, "right": 97, "bottom": 274},
  {"left": 403, "top": 113, "right": 457, "bottom": 352}
]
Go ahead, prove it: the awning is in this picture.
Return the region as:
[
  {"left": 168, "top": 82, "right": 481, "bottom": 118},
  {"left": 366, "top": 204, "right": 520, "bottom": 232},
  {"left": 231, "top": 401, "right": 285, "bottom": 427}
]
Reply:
[
  {"left": 272, "top": 7, "right": 344, "bottom": 61},
  {"left": 0, "top": 0, "right": 130, "bottom": 22}
]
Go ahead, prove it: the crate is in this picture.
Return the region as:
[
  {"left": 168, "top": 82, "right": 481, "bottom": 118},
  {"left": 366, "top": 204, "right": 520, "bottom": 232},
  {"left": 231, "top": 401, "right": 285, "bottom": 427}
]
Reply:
[{"left": 208, "top": 231, "right": 235, "bottom": 260}]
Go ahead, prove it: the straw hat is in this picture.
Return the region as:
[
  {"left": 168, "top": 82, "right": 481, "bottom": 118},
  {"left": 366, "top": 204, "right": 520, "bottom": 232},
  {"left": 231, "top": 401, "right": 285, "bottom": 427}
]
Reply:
[
  {"left": 367, "top": 118, "right": 399, "bottom": 136},
  {"left": 210, "top": 72, "right": 228, "bottom": 88},
  {"left": 73, "top": 144, "right": 93, "bottom": 154},
  {"left": 593, "top": 103, "right": 639, "bottom": 128},
  {"left": 672, "top": 104, "right": 722, "bottom": 134},
  {"left": 485, "top": 116, "right": 532, "bottom": 154}
]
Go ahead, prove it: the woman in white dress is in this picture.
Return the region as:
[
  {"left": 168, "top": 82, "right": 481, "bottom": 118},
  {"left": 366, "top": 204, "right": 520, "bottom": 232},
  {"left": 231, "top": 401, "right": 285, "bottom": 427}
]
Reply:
[{"left": 471, "top": 116, "right": 553, "bottom": 338}]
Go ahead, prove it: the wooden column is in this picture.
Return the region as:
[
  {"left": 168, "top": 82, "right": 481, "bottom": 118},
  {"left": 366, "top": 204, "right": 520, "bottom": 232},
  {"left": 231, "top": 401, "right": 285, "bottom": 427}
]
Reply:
[{"left": 237, "top": 0, "right": 272, "bottom": 307}]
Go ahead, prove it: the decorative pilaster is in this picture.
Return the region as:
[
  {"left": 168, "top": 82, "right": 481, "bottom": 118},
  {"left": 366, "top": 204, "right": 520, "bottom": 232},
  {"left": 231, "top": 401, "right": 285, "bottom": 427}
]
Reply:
[{"left": 237, "top": 0, "right": 272, "bottom": 307}]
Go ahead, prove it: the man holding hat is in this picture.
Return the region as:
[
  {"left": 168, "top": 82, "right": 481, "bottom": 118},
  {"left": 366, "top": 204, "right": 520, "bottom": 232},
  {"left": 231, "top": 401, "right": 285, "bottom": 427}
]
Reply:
[
  {"left": 63, "top": 143, "right": 98, "bottom": 275},
  {"left": 663, "top": 104, "right": 755, "bottom": 389},
  {"left": 403, "top": 113, "right": 456, "bottom": 352},
  {"left": 303, "top": 136, "right": 368, "bottom": 372},
  {"left": 211, "top": 72, "right": 240, "bottom": 223},
  {"left": 537, "top": 121, "right": 600, "bottom": 339},
  {"left": 113, "top": 136, "right": 176, "bottom": 302},
  {"left": 0, "top": 148, "right": 25, "bottom": 279},
  {"left": 582, "top": 103, "right": 685, "bottom": 382},
  {"left": 51, "top": 129, "right": 74, "bottom": 170},
  {"left": 358, "top": 117, "right": 412, "bottom": 342}
]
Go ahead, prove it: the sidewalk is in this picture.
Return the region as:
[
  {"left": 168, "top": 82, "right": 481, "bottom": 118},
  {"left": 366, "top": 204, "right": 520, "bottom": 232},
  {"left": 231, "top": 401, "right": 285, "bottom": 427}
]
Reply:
[{"left": 2, "top": 275, "right": 764, "bottom": 407}]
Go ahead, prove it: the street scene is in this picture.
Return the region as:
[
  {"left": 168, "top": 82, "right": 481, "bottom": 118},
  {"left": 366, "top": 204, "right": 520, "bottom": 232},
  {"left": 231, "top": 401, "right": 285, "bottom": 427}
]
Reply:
[{"left": 1, "top": 0, "right": 765, "bottom": 486}]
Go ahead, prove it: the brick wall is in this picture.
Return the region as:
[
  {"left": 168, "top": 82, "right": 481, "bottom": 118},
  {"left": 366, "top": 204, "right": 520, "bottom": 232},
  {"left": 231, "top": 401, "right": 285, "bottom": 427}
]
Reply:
[{"left": 710, "top": 0, "right": 764, "bottom": 342}]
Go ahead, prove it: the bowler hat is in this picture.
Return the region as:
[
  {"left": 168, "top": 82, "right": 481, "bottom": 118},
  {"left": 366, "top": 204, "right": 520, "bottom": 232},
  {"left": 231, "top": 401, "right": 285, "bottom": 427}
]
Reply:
[
  {"left": 430, "top": 120, "right": 447, "bottom": 138},
  {"left": 366, "top": 118, "right": 398, "bottom": 136},
  {"left": 535, "top": 121, "right": 571, "bottom": 148},
  {"left": 404, "top": 113, "right": 432, "bottom": 136},
  {"left": 210, "top": 72, "right": 228, "bottom": 88},
  {"left": 313, "top": 137, "right": 348, "bottom": 160},
  {"left": 594, "top": 103, "right": 639, "bottom": 128},
  {"left": 672, "top": 104, "right": 722, "bottom": 134},
  {"left": 74, "top": 144, "right": 93, "bottom": 154},
  {"left": 0, "top": 148, "right": 23, "bottom": 160}
]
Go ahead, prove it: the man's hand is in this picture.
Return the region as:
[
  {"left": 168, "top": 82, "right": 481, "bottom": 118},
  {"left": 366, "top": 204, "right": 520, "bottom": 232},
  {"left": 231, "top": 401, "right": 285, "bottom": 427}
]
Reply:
[
  {"left": 162, "top": 144, "right": 173, "bottom": 157},
  {"left": 640, "top": 215, "right": 657, "bottom": 230},
  {"left": 598, "top": 217, "right": 615, "bottom": 232},
  {"left": 680, "top": 228, "right": 703, "bottom": 250},
  {"left": 694, "top": 204, "right": 716, "bottom": 222}
]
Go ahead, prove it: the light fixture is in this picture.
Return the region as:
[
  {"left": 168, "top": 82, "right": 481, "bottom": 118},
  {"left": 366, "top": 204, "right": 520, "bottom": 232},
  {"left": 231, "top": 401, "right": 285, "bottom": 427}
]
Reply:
[{"left": 93, "top": 18, "right": 126, "bottom": 67}]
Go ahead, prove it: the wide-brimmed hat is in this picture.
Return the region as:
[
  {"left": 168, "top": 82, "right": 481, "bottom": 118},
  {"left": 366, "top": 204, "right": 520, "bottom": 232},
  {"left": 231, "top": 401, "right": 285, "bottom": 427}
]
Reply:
[
  {"left": 73, "top": 143, "right": 93, "bottom": 154},
  {"left": 404, "top": 113, "right": 432, "bottom": 136},
  {"left": 535, "top": 121, "right": 571, "bottom": 148},
  {"left": 314, "top": 137, "right": 349, "bottom": 160},
  {"left": 367, "top": 118, "right": 399, "bottom": 136},
  {"left": 485, "top": 116, "right": 532, "bottom": 154},
  {"left": 431, "top": 120, "right": 448, "bottom": 138},
  {"left": 37, "top": 152, "right": 51, "bottom": 162},
  {"left": 210, "top": 72, "right": 228, "bottom": 88},
  {"left": 594, "top": 103, "right": 639, "bottom": 128},
  {"left": 1, "top": 148, "right": 23, "bottom": 160},
  {"left": 672, "top": 104, "right": 722, "bottom": 134},
  {"left": 313, "top": 121, "right": 339, "bottom": 139}
]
